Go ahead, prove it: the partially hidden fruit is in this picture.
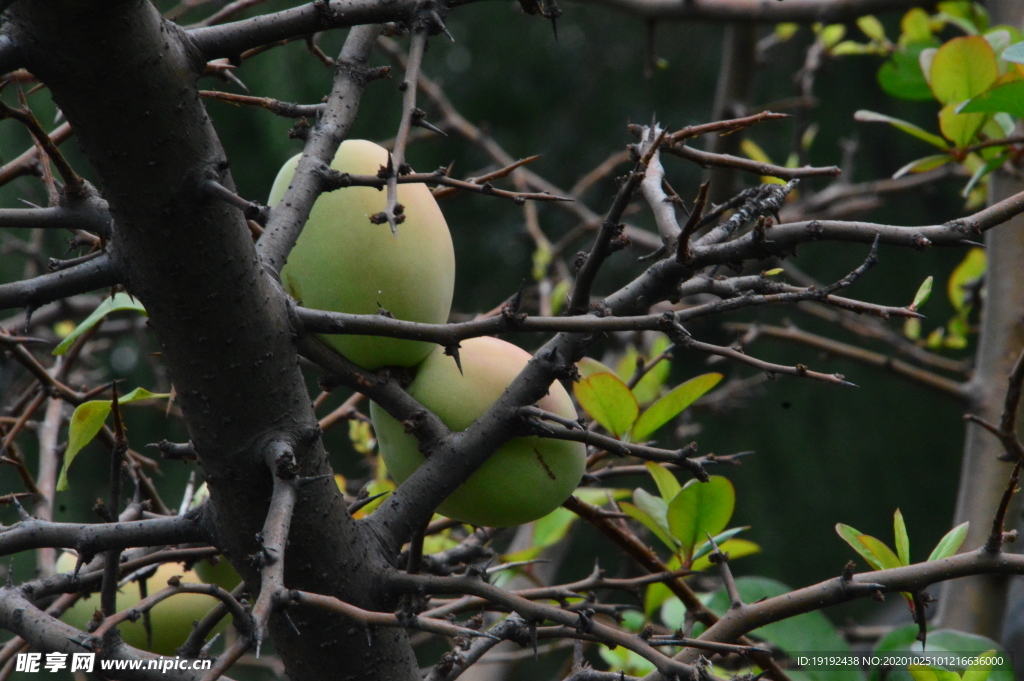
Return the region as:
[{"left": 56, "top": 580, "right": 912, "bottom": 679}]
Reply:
[
  {"left": 56, "top": 552, "right": 228, "bottom": 655},
  {"left": 269, "top": 139, "right": 456, "bottom": 370},
  {"left": 370, "top": 337, "right": 586, "bottom": 527}
]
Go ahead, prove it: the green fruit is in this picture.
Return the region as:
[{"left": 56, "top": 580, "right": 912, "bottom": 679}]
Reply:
[
  {"left": 56, "top": 552, "right": 227, "bottom": 655},
  {"left": 269, "top": 139, "right": 456, "bottom": 370},
  {"left": 370, "top": 337, "right": 586, "bottom": 527},
  {"left": 193, "top": 555, "right": 243, "bottom": 592}
]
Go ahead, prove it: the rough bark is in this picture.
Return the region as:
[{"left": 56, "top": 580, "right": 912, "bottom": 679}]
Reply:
[
  {"left": 4, "top": 2, "right": 418, "bottom": 679},
  {"left": 934, "top": 0, "right": 1024, "bottom": 641}
]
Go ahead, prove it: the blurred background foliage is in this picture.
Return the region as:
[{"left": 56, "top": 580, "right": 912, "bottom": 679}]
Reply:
[{"left": 0, "top": 0, "right": 983, "bottom": 644}]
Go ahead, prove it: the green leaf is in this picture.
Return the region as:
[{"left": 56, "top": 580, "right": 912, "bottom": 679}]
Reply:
[
  {"left": 577, "top": 356, "right": 616, "bottom": 379},
  {"left": 56, "top": 388, "right": 170, "bottom": 492},
  {"left": 690, "top": 526, "right": 749, "bottom": 563},
  {"left": 959, "top": 80, "right": 1024, "bottom": 117},
  {"left": 775, "top": 23, "right": 799, "bottom": 41},
  {"left": 893, "top": 154, "right": 953, "bottom": 179},
  {"left": 644, "top": 554, "right": 681, "bottom": 615},
  {"left": 961, "top": 152, "right": 1008, "bottom": 198},
  {"left": 831, "top": 41, "right": 873, "bottom": 56},
  {"left": 573, "top": 372, "right": 638, "bottom": 438},
  {"left": 894, "top": 509, "right": 911, "bottom": 566},
  {"left": 741, "top": 138, "right": 774, "bottom": 165},
  {"left": 854, "top": 110, "right": 949, "bottom": 149},
  {"left": 645, "top": 461, "right": 681, "bottom": 501},
  {"left": 616, "top": 335, "right": 673, "bottom": 406},
  {"left": 858, "top": 534, "right": 903, "bottom": 570},
  {"left": 764, "top": 268, "right": 784, "bottom": 276},
  {"left": 904, "top": 317, "right": 922, "bottom": 341},
  {"left": 690, "top": 537, "right": 759, "bottom": 572},
  {"left": 836, "top": 523, "right": 885, "bottom": 570},
  {"left": 549, "top": 280, "right": 571, "bottom": 316},
  {"left": 857, "top": 16, "right": 887, "bottom": 43},
  {"left": 819, "top": 24, "right": 847, "bottom": 50},
  {"left": 503, "top": 506, "right": 577, "bottom": 561},
  {"left": 879, "top": 46, "right": 940, "bottom": 101},
  {"left": 870, "top": 626, "right": 1012, "bottom": 681},
  {"left": 53, "top": 292, "right": 147, "bottom": 356},
  {"left": 928, "top": 521, "right": 969, "bottom": 561},
  {"left": 622, "top": 495, "right": 679, "bottom": 552},
  {"left": 900, "top": 8, "right": 934, "bottom": 45},
  {"left": 909, "top": 666, "right": 964, "bottom": 681},
  {"left": 667, "top": 476, "right": 735, "bottom": 560},
  {"left": 938, "top": 102, "right": 987, "bottom": 148},
  {"left": 910, "top": 276, "right": 933, "bottom": 311},
  {"left": 929, "top": 36, "right": 999, "bottom": 105},
  {"left": 531, "top": 243, "right": 552, "bottom": 281},
  {"left": 1004, "top": 41, "right": 1024, "bottom": 64},
  {"left": 963, "top": 650, "right": 997, "bottom": 681},
  {"left": 948, "top": 248, "right": 986, "bottom": 311},
  {"left": 632, "top": 373, "right": 723, "bottom": 442}
]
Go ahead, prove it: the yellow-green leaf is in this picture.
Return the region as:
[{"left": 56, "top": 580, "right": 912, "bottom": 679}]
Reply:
[
  {"left": 741, "top": 138, "right": 774, "bottom": 165},
  {"left": 53, "top": 292, "right": 147, "bottom": 356},
  {"left": 573, "top": 372, "right": 639, "bottom": 438},
  {"left": 645, "top": 461, "right": 681, "bottom": 501},
  {"left": 904, "top": 317, "right": 922, "bottom": 340},
  {"left": 909, "top": 666, "right": 964, "bottom": 681},
  {"left": 57, "top": 387, "right": 171, "bottom": 492},
  {"left": 929, "top": 35, "right": 999, "bottom": 105},
  {"left": 622, "top": 496, "right": 678, "bottom": 552},
  {"left": 963, "top": 649, "right": 997, "bottom": 681},
  {"left": 858, "top": 16, "right": 887, "bottom": 43},
  {"left": 632, "top": 373, "right": 722, "bottom": 442},
  {"left": 938, "top": 102, "right": 987, "bottom": 148},
  {"left": 948, "top": 248, "right": 986, "bottom": 311},
  {"left": 893, "top": 154, "right": 953, "bottom": 179},
  {"left": 894, "top": 509, "right": 911, "bottom": 566},
  {"left": 855, "top": 110, "right": 949, "bottom": 149},
  {"left": 900, "top": 8, "right": 934, "bottom": 45},
  {"left": 928, "top": 521, "right": 969, "bottom": 561},
  {"left": 690, "top": 526, "right": 749, "bottom": 563},
  {"left": 910, "top": 276, "right": 933, "bottom": 311},
  {"left": 836, "top": 523, "right": 885, "bottom": 570},
  {"left": 819, "top": 24, "right": 846, "bottom": 49},
  {"left": 858, "top": 534, "right": 903, "bottom": 570},
  {"left": 577, "top": 356, "right": 616, "bottom": 379},
  {"left": 775, "top": 23, "right": 799, "bottom": 41},
  {"left": 667, "top": 476, "right": 735, "bottom": 560}
]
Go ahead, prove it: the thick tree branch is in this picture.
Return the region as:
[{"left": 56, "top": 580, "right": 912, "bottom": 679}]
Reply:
[
  {"left": 256, "top": 24, "right": 380, "bottom": 272},
  {"left": 569, "top": 0, "right": 932, "bottom": 22},
  {"left": 0, "top": 512, "right": 205, "bottom": 557}
]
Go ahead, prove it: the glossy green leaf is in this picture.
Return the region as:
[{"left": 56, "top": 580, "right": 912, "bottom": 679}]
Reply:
[
  {"left": 622, "top": 494, "right": 678, "bottom": 551},
  {"left": 959, "top": 80, "right": 1024, "bottom": 117},
  {"left": 53, "top": 292, "right": 147, "bottom": 356},
  {"left": 893, "top": 154, "right": 953, "bottom": 179},
  {"left": 928, "top": 521, "right": 970, "bottom": 561},
  {"left": 836, "top": 523, "right": 885, "bottom": 570},
  {"left": 573, "top": 372, "right": 638, "bottom": 438},
  {"left": 616, "top": 335, "right": 673, "bottom": 406},
  {"left": 894, "top": 509, "right": 911, "bottom": 566},
  {"left": 929, "top": 36, "right": 999, "bottom": 105},
  {"left": 879, "top": 46, "right": 939, "bottom": 101},
  {"left": 667, "top": 476, "right": 735, "bottom": 559},
  {"left": 854, "top": 110, "right": 949, "bottom": 149},
  {"left": 910, "top": 277, "right": 933, "bottom": 311},
  {"left": 645, "top": 461, "right": 681, "bottom": 501},
  {"left": 857, "top": 16, "right": 887, "bottom": 42},
  {"left": 948, "top": 248, "right": 986, "bottom": 311},
  {"left": 690, "top": 537, "right": 760, "bottom": 572},
  {"left": 939, "top": 102, "right": 987, "bottom": 148},
  {"left": 57, "top": 387, "right": 170, "bottom": 491},
  {"left": 632, "top": 373, "right": 723, "bottom": 442},
  {"left": 1002, "top": 40, "right": 1024, "bottom": 64}
]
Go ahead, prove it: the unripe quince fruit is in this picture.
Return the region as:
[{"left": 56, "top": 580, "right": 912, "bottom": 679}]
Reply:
[
  {"left": 370, "top": 337, "right": 586, "bottom": 527},
  {"left": 56, "top": 552, "right": 227, "bottom": 655},
  {"left": 269, "top": 139, "right": 456, "bottom": 370}
]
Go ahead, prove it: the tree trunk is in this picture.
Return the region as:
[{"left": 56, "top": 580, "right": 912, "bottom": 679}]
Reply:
[{"left": 5, "top": 2, "right": 419, "bottom": 678}]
